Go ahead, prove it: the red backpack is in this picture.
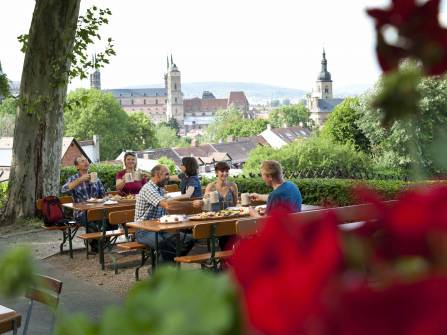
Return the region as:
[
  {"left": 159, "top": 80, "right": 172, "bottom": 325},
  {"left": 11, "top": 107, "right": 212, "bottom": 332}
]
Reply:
[{"left": 41, "top": 196, "right": 67, "bottom": 227}]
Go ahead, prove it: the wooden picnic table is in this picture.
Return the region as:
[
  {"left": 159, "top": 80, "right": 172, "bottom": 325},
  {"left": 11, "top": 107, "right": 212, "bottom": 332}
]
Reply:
[
  {"left": 0, "top": 305, "right": 21, "bottom": 334},
  {"left": 126, "top": 204, "right": 321, "bottom": 270}
]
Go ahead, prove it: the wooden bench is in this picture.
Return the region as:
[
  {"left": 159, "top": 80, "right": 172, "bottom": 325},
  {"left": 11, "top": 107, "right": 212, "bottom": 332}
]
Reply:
[
  {"left": 174, "top": 220, "right": 238, "bottom": 270},
  {"left": 36, "top": 196, "right": 80, "bottom": 258},
  {"left": 77, "top": 205, "right": 134, "bottom": 269},
  {"left": 108, "top": 209, "right": 155, "bottom": 280}
]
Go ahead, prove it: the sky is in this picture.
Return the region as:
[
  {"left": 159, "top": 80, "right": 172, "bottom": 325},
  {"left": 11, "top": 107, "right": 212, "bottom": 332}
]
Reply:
[{"left": 1, "top": 0, "right": 445, "bottom": 92}]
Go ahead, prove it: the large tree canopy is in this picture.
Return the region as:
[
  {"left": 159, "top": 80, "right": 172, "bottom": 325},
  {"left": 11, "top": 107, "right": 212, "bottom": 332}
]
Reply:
[
  {"left": 268, "top": 103, "right": 310, "bottom": 128},
  {"left": 357, "top": 74, "right": 447, "bottom": 176},
  {"left": 206, "top": 107, "right": 268, "bottom": 142},
  {"left": 321, "top": 97, "right": 371, "bottom": 153},
  {"left": 65, "top": 88, "right": 157, "bottom": 160}
]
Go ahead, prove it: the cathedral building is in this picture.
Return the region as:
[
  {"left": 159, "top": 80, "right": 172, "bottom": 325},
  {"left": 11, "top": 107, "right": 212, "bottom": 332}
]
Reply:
[
  {"left": 306, "top": 50, "right": 344, "bottom": 127},
  {"left": 95, "top": 56, "right": 250, "bottom": 133}
]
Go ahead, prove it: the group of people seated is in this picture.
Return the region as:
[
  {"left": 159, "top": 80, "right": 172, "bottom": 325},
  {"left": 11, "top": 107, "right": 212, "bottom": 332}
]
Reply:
[{"left": 61, "top": 152, "right": 302, "bottom": 260}]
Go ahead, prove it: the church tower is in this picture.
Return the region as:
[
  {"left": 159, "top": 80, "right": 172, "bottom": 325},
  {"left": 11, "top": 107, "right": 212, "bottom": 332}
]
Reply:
[
  {"left": 312, "top": 49, "right": 332, "bottom": 99},
  {"left": 90, "top": 54, "right": 101, "bottom": 90},
  {"left": 166, "top": 54, "right": 184, "bottom": 126}
]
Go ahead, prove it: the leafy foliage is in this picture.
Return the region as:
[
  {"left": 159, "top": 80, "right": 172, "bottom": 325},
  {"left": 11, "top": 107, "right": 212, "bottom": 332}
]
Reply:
[
  {"left": 0, "top": 246, "right": 35, "bottom": 298},
  {"left": 268, "top": 103, "right": 310, "bottom": 128},
  {"left": 0, "top": 97, "right": 17, "bottom": 116},
  {"left": 18, "top": 6, "right": 115, "bottom": 83},
  {"left": 154, "top": 125, "right": 190, "bottom": 149},
  {"left": 0, "top": 69, "right": 10, "bottom": 98},
  {"left": 159, "top": 117, "right": 180, "bottom": 135},
  {"left": 206, "top": 107, "right": 268, "bottom": 142},
  {"left": 357, "top": 71, "right": 447, "bottom": 177},
  {"left": 243, "top": 136, "right": 373, "bottom": 177},
  {"left": 64, "top": 89, "right": 157, "bottom": 160},
  {"left": 158, "top": 156, "right": 177, "bottom": 174},
  {"left": 321, "top": 97, "right": 371, "bottom": 152}
]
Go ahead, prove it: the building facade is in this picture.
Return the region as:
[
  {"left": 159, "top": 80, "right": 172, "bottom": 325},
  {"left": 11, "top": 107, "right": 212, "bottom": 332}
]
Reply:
[
  {"left": 99, "top": 56, "right": 250, "bottom": 132},
  {"left": 306, "top": 50, "right": 344, "bottom": 127}
]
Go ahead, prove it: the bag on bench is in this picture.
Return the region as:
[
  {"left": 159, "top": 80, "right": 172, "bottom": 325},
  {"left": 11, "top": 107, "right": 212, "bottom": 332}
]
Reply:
[{"left": 42, "top": 196, "right": 68, "bottom": 227}]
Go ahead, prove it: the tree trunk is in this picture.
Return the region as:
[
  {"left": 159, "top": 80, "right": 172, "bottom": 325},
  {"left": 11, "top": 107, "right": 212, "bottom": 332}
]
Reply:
[{"left": 0, "top": 0, "right": 81, "bottom": 225}]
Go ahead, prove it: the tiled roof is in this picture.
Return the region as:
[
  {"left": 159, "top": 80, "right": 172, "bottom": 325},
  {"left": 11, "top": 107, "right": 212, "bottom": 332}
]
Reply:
[
  {"left": 104, "top": 88, "right": 167, "bottom": 98},
  {"left": 140, "top": 148, "right": 182, "bottom": 167},
  {"left": 238, "top": 135, "right": 268, "bottom": 146},
  {"left": 270, "top": 126, "right": 311, "bottom": 143},
  {"left": 174, "top": 144, "right": 217, "bottom": 158},
  {"left": 210, "top": 140, "right": 258, "bottom": 164},
  {"left": 317, "top": 98, "right": 344, "bottom": 112},
  {"left": 228, "top": 91, "right": 248, "bottom": 105}
]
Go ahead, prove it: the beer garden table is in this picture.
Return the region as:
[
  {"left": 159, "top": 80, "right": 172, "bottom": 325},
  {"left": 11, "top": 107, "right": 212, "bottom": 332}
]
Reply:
[
  {"left": 0, "top": 305, "right": 21, "bottom": 335},
  {"left": 126, "top": 204, "right": 321, "bottom": 271}
]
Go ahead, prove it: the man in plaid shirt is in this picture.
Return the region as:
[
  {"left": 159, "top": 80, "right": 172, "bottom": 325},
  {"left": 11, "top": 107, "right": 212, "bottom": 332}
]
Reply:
[
  {"left": 61, "top": 155, "right": 106, "bottom": 252},
  {"left": 135, "top": 164, "right": 201, "bottom": 261}
]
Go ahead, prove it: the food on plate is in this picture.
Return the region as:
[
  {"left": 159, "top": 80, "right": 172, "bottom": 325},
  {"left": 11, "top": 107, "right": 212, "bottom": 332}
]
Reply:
[
  {"left": 190, "top": 208, "right": 249, "bottom": 220},
  {"left": 111, "top": 194, "right": 136, "bottom": 201},
  {"left": 159, "top": 215, "right": 186, "bottom": 223}
]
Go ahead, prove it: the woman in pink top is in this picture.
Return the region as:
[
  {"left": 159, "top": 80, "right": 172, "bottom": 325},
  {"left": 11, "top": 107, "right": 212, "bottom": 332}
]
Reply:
[{"left": 115, "top": 152, "right": 147, "bottom": 195}]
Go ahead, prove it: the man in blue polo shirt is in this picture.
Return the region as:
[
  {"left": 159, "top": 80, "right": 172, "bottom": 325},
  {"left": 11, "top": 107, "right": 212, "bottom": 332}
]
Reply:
[{"left": 250, "top": 160, "right": 302, "bottom": 215}]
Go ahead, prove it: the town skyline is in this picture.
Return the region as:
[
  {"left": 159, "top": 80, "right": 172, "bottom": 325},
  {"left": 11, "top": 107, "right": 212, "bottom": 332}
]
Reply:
[{"left": 2, "top": 0, "right": 447, "bottom": 92}]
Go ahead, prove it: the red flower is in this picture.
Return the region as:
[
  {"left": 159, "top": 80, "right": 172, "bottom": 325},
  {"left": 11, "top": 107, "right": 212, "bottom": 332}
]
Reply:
[
  {"left": 230, "top": 206, "right": 342, "bottom": 335},
  {"left": 367, "top": 0, "right": 447, "bottom": 75},
  {"left": 326, "top": 276, "right": 447, "bottom": 335}
]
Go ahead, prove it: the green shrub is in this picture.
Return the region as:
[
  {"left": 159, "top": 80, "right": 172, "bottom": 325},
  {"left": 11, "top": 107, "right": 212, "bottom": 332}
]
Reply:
[
  {"left": 229, "top": 176, "right": 411, "bottom": 206},
  {"left": 244, "top": 137, "right": 374, "bottom": 178},
  {"left": 0, "top": 182, "right": 8, "bottom": 209},
  {"left": 60, "top": 163, "right": 122, "bottom": 193}
]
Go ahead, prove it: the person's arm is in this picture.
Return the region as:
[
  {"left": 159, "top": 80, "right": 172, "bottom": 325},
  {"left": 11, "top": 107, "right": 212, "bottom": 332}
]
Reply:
[
  {"left": 230, "top": 183, "right": 238, "bottom": 206},
  {"left": 250, "top": 193, "right": 269, "bottom": 202},
  {"left": 116, "top": 178, "right": 125, "bottom": 191},
  {"left": 63, "top": 174, "right": 90, "bottom": 191},
  {"left": 172, "top": 186, "right": 195, "bottom": 199},
  {"left": 168, "top": 175, "right": 181, "bottom": 182},
  {"left": 97, "top": 180, "right": 106, "bottom": 198},
  {"left": 159, "top": 198, "right": 202, "bottom": 211}
]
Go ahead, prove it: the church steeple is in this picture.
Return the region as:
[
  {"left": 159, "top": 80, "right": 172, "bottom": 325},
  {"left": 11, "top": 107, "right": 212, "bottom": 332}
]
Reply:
[{"left": 318, "top": 49, "right": 331, "bottom": 82}]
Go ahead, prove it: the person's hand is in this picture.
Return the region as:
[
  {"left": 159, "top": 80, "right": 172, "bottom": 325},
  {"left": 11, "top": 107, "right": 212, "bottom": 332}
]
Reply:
[
  {"left": 248, "top": 206, "right": 258, "bottom": 217},
  {"left": 192, "top": 200, "right": 203, "bottom": 209},
  {"left": 250, "top": 193, "right": 260, "bottom": 202},
  {"left": 79, "top": 174, "right": 91, "bottom": 183}
]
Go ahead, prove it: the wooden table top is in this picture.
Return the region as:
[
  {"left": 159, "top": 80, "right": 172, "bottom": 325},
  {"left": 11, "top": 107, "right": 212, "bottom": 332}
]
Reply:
[
  {"left": 0, "top": 305, "right": 19, "bottom": 322},
  {"left": 127, "top": 215, "right": 252, "bottom": 233},
  {"left": 126, "top": 204, "right": 321, "bottom": 233},
  {"left": 62, "top": 201, "right": 135, "bottom": 211}
]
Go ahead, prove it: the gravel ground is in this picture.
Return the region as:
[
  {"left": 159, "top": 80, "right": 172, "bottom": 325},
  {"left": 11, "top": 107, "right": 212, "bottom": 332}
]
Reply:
[{"left": 1, "top": 222, "right": 204, "bottom": 298}]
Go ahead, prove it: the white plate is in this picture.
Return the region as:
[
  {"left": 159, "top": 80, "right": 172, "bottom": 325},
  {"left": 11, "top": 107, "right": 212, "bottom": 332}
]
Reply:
[
  {"left": 103, "top": 200, "right": 118, "bottom": 205},
  {"left": 159, "top": 214, "right": 188, "bottom": 223},
  {"left": 227, "top": 206, "right": 243, "bottom": 211},
  {"left": 87, "top": 198, "right": 104, "bottom": 203}
]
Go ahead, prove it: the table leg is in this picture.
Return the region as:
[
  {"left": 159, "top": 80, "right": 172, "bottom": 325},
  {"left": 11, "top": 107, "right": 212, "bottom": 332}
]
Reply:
[
  {"left": 153, "top": 232, "right": 159, "bottom": 272},
  {"left": 175, "top": 233, "right": 181, "bottom": 268},
  {"left": 210, "top": 223, "right": 218, "bottom": 271},
  {"left": 67, "top": 226, "right": 73, "bottom": 258}
]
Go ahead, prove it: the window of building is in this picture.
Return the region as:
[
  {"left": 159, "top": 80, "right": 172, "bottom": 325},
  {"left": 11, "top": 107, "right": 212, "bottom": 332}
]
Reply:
[
  {"left": 175, "top": 97, "right": 178, "bottom": 103},
  {"left": 131, "top": 99, "right": 134, "bottom": 105},
  {"left": 143, "top": 99, "right": 146, "bottom": 105},
  {"left": 174, "top": 83, "right": 177, "bottom": 90},
  {"left": 325, "top": 87, "right": 329, "bottom": 93},
  {"left": 119, "top": 100, "right": 122, "bottom": 105},
  {"left": 155, "top": 99, "right": 158, "bottom": 104},
  {"left": 165, "top": 99, "right": 167, "bottom": 103}
]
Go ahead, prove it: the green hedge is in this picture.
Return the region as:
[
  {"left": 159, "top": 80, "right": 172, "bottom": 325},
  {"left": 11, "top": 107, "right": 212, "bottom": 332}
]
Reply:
[
  {"left": 228, "top": 177, "right": 411, "bottom": 206},
  {"left": 60, "top": 163, "right": 122, "bottom": 192}
]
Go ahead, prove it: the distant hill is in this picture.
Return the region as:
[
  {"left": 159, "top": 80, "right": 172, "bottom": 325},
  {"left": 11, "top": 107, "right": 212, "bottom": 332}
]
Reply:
[{"left": 125, "top": 82, "right": 307, "bottom": 104}]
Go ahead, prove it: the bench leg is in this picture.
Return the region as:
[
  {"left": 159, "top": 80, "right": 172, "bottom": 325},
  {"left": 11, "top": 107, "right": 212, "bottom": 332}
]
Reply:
[
  {"left": 68, "top": 226, "right": 79, "bottom": 259},
  {"left": 59, "top": 230, "right": 68, "bottom": 255},
  {"left": 99, "top": 239, "right": 105, "bottom": 270},
  {"left": 136, "top": 249, "right": 151, "bottom": 281}
]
